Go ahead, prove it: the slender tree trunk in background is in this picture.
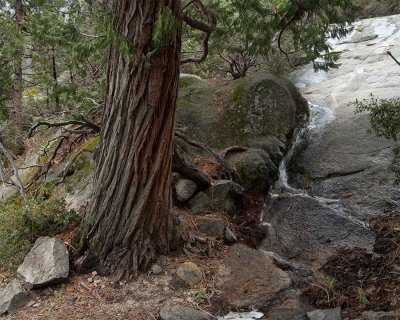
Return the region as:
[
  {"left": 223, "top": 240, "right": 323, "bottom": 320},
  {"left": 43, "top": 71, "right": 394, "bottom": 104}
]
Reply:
[
  {"left": 78, "top": 0, "right": 182, "bottom": 281},
  {"left": 13, "top": 0, "right": 24, "bottom": 153},
  {"left": 51, "top": 45, "right": 60, "bottom": 108}
]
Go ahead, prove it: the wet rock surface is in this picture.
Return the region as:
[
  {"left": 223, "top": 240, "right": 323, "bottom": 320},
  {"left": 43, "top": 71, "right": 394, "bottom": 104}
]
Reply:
[
  {"left": 293, "top": 15, "right": 400, "bottom": 221},
  {"left": 262, "top": 195, "right": 375, "bottom": 265}
]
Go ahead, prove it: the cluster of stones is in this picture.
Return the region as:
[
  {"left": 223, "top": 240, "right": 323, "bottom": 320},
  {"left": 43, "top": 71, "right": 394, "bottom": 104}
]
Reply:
[{"left": 0, "top": 237, "right": 69, "bottom": 315}]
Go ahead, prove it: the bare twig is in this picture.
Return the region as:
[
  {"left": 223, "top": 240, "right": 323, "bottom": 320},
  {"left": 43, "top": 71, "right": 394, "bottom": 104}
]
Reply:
[{"left": 387, "top": 51, "right": 400, "bottom": 67}]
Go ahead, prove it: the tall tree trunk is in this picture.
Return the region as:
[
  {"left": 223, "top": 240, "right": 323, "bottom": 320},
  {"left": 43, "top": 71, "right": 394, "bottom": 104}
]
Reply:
[
  {"left": 78, "top": 0, "right": 182, "bottom": 281},
  {"left": 13, "top": 0, "right": 24, "bottom": 153}
]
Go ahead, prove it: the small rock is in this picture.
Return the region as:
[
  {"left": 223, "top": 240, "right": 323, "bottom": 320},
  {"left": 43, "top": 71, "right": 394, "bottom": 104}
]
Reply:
[
  {"left": 307, "top": 308, "right": 341, "bottom": 320},
  {"left": 17, "top": 237, "right": 69, "bottom": 289},
  {"left": 196, "top": 217, "right": 225, "bottom": 237},
  {"left": 176, "top": 179, "right": 198, "bottom": 202},
  {"left": 32, "top": 303, "right": 41, "bottom": 308},
  {"left": 87, "top": 277, "right": 94, "bottom": 283},
  {"left": 151, "top": 264, "right": 163, "bottom": 275},
  {"left": 159, "top": 305, "right": 216, "bottom": 320},
  {"left": 224, "top": 227, "right": 237, "bottom": 243},
  {"left": 0, "top": 279, "right": 34, "bottom": 315},
  {"left": 41, "top": 288, "right": 53, "bottom": 296},
  {"left": 91, "top": 271, "right": 98, "bottom": 277},
  {"left": 176, "top": 262, "right": 202, "bottom": 288}
]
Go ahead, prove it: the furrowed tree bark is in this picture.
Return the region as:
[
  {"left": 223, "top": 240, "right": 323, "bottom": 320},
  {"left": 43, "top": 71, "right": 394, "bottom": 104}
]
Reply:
[
  {"left": 78, "top": 0, "right": 182, "bottom": 281},
  {"left": 13, "top": 0, "right": 24, "bottom": 153}
]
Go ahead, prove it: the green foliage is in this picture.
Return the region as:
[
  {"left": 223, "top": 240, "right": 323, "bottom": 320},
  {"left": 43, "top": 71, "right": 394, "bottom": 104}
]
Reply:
[
  {"left": 153, "top": 7, "right": 180, "bottom": 51},
  {"left": 351, "top": 94, "right": 400, "bottom": 141},
  {"left": 184, "top": 0, "right": 358, "bottom": 77},
  {"left": 357, "top": 287, "right": 370, "bottom": 305},
  {"left": 0, "top": 197, "right": 79, "bottom": 270},
  {"left": 194, "top": 288, "right": 207, "bottom": 304},
  {"left": 324, "top": 275, "right": 337, "bottom": 290}
]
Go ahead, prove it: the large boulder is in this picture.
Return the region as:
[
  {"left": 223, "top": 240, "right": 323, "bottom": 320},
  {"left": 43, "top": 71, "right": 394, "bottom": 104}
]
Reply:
[
  {"left": 217, "top": 72, "right": 309, "bottom": 147},
  {"left": 17, "top": 237, "right": 69, "bottom": 289},
  {"left": 187, "top": 180, "right": 245, "bottom": 215},
  {"left": 176, "top": 72, "right": 308, "bottom": 148},
  {"left": 217, "top": 244, "right": 291, "bottom": 308},
  {"left": 226, "top": 148, "right": 278, "bottom": 195},
  {"left": 0, "top": 279, "right": 34, "bottom": 315}
]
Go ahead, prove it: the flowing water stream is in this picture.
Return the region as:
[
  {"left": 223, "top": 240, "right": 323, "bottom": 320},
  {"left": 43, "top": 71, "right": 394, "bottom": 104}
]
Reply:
[{"left": 274, "top": 102, "right": 336, "bottom": 195}]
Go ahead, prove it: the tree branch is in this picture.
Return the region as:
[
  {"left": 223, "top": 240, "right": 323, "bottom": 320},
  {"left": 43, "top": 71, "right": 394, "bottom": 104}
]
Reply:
[
  {"left": 181, "top": 0, "right": 216, "bottom": 64},
  {"left": 28, "top": 119, "right": 100, "bottom": 138}
]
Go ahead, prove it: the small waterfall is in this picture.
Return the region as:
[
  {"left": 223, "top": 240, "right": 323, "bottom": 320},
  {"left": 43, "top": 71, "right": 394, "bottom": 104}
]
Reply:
[{"left": 273, "top": 102, "right": 335, "bottom": 195}]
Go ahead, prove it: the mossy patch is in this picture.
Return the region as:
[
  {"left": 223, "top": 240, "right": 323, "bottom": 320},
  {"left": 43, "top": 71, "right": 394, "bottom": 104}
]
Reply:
[{"left": 0, "top": 196, "right": 79, "bottom": 271}]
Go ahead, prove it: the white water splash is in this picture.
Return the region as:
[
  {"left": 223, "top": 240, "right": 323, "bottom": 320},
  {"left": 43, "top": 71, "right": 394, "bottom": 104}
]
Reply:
[
  {"left": 218, "top": 311, "right": 264, "bottom": 320},
  {"left": 274, "top": 102, "right": 335, "bottom": 195}
]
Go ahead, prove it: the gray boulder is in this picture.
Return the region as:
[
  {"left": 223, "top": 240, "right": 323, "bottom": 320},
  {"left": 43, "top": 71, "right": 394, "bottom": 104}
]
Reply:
[
  {"left": 176, "top": 72, "right": 308, "bottom": 149},
  {"left": 307, "top": 308, "right": 341, "bottom": 320},
  {"left": 217, "top": 244, "right": 291, "bottom": 308},
  {"left": 175, "top": 179, "right": 197, "bottom": 202},
  {"left": 17, "top": 237, "right": 69, "bottom": 289},
  {"left": 218, "top": 72, "right": 309, "bottom": 146},
  {"left": 196, "top": 217, "right": 225, "bottom": 237},
  {"left": 0, "top": 279, "right": 34, "bottom": 315},
  {"left": 187, "top": 180, "right": 245, "bottom": 215},
  {"left": 226, "top": 148, "right": 277, "bottom": 195},
  {"left": 160, "top": 305, "right": 216, "bottom": 320}
]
